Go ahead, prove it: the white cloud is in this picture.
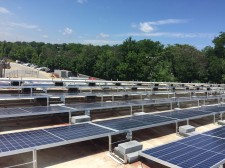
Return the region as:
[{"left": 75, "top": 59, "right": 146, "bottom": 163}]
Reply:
[
  {"left": 98, "top": 33, "right": 110, "bottom": 38},
  {"left": 63, "top": 27, "right": 73, "bottom": 35},
  {"left": 146, "top": 19, "right": 187, "bottom": 25},
  {"left": 77, "top": 0, "right": 87, "bottom": 4},
  {"left": 7, "top": 22, "right": 38, "bottom": 29},
  {"left": 139, "top": 22, "right": 154, "bottom": 33},
  {"left": 0, "top": 7, "right": 10, "bottom": 14},
  {"left": 138, "top": 19, "right": 187, "bottom": 33}
]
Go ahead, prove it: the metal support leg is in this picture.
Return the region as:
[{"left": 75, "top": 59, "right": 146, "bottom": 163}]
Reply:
[
  {"left": 108, "top": 135, "right": 112, "bottom": 152},
  {"left": 170, "top": 102, "right": 172, "bottom": 110},
  {"left": 86, "top": 110, "right": 91, "bottom": 116},
  {"left": 214, "top": 114, "right": 216, "bottom": 124},
  {"left": 187, "top": 119, "right": 189, "bottom": 125},
  {"left": 126, "top": 131, "right": 132, "bottom": 141},
  {"left": 130, "top": 106, "right": 133, "bottom": 115},
  {"left": 69, "top": 111, "right": 71, "bottom": 124},
  {"left": 142, "top": 105, "right": 144, "bottom": 112},
  {"left": 176, "top": 121, "right": 178, "bottom": 134},
  {"left": 33, "top": 149, "right": 37, "bottom": 168},
  {"left": 198, "top": 100, "right": 200, "bottom": 107},
  {"left": 47, "top": 97, "right": 49, "bottom": 106}
]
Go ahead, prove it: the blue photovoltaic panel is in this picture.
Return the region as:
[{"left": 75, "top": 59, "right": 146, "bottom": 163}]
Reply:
[
  {"left": 0, "top": 93, "right": 48, "bottom": 99},
  {"left": 44, "top": 123, "right": 114, "bottom": 141},
  {"left": 203, "top": 126, "right": 225, "bottom": 139},
  {"left": 66, "top": 101, "right": 135, "bottom": 110},
  {"left": 199, "top": 105, "right": 225, "bottom": 113},
  {"left": 21, "top": 105, "right": 70, "bottom": 113},
  {"left": 0, "top": 123, "right": 115, "bottom": 156},
  {"left": 0, "top": 108, "right": 29, "bottom": 117},
  {"left": 141, "top": 128, "right": 225, "bottom": 168},
  {"left": 0, "top": 129, "right": 62, "bottom": 153},
  {"left": 95, "top": 114, "right": 176, "bottom": 131},
  {"left": 0, "top": 106, "right": 71, "bottom": 118},
  {"left": 157, "top": 109, "right": 213, "bottom": 120}
]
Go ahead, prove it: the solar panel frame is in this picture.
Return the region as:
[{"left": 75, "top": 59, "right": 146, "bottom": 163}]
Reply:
[
  {"left": 0, "top": 108, "right": 30, "bottom": 118},
  {"left": 43, "top": 123, "right": 116, "bottom": 142},
  {"left": 65, "top": 95, "right": 218, "bottom": 112},
  {"left": 203, "top": 126, "right": 225, "bottom": 139},
  {"left": 0, "top": 129, "right": 64, "bottom": 157},
  {"left": 140, "top": 127, "right": 225, "bottom": 168},
  {"left": 156, "top": 109, "right": 215, "bottom": 121},
  {"left": 0, "top": 123, "right": 117, "bottom": 157},
  {"left": 66, "top": 101, "right": 137, "bottom": 111},
  {"left": 95, "top": 114, "right": 177, "bottom": 131},
  {"left": 0, "top": 105, "right": 74, "bottom": 119},
  {"left": 199, "top": 105, "right": 225, "bottom": 114},
  {"left": 21, "top": 105, "right": 72, "bottom": 114},
  {"left": 0, "top": 93, "right": 50, "bottom": 100}
]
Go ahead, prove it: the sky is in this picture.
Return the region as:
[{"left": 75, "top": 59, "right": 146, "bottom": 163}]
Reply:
[{"left": 0, "top": 0, "right": 225, "bottom": 49}]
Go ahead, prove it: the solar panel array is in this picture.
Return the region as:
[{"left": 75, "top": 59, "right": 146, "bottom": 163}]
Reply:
[
  {"left": 65, "top": 95, "right": 220, "bottom": 111},
  {"left": 95, "top": 114, "right": 176, "bottom": 131},
  {"left": 0, "top": 93, "right": 49, "bottom": 99},
  {"left": 0, "top": 123, "right": 115, "bottom": 156},
  {"left": 94, "top": 105, "right": 225, "bottom": 131},
  {"left": 141, "top": 126, "right": 225, "bottom": 168},
  {"left": 0, "top": 94, "right": 223, "bottom": 119},
  {"left": 156, "top": 108, "right": 215, "bottom": 121},
  {"left": 0, "top": 105, "right": 71, "bottom": 118}
]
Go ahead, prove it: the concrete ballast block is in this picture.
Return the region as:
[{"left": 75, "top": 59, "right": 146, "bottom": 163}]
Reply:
[
  {"left": 179, "top": 125, "right": 195, "bottom": 133},
  {"left": 71, "top": 115, "right": 90, "bottom": 124},
  {"left": 126, "top": 151, "right": 139, "bottom": 163},
  {"left": 118, "top": 140, "right": 142, "bottom": 154},
  {"left": 218, "top": 120, "right": 225, "bottom": 125},
  {"left": 114, "top": 147, "right": 124, "bottom": 159}
]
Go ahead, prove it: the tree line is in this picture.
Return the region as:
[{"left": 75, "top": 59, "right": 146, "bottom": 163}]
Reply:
[{"left": 0, "top": 32, "right": 225, "bottom": 83}]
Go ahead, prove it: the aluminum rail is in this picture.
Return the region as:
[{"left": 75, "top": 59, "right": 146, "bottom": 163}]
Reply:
[{"left": 0, "top": 78, "right": 224, "bottom": 87}]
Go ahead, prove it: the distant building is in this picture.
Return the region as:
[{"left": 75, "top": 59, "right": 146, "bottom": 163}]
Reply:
[{"left": 54, "top": 70, "right": 74, "bottom": 78}]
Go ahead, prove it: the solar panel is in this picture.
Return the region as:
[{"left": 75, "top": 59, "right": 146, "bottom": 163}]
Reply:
[
  {"left": 0, "top": 123, "right": 115, "bottom": 156},
  {"left": 0, "top": 108, "right": 29, "bottom": 118},
  {"left": 66, "top": 101, "right": 135, "bottom": 110},
  {"left": 0, "top": 129, "right": 62, "bottom": 153},
  {"left": 95, "top": 114, "right": 176, "bottom": 131},
  {"left": 199, "top": 105, "right": 225, "bottom": 113},
  {"left": 0, "top": 106, "right": 72, "bottom": 118},
  {"left": 21, "top": 105, "right": 71, "bottom": 113},
  {"left": 157, "top": 109, "right": 213, "bottom": 120},
  {"left": 0, "top": 93, "right": 49, "bottom": 99},
  {"left": 141, "top": 127, "right": 225, "bottom": 168},
  {"left": 44, "top": 123, "right": 114, "bottom": 141},
  {"left": 203, "top": 126, "right": 225, "bottom": 139}
]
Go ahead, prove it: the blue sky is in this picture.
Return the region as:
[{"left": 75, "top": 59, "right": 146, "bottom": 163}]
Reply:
[{"left": 0, "top": 0, "right": 224, "bottom": 49}]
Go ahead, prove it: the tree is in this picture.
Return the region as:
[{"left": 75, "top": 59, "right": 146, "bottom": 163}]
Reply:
[
  {"left": 213, "top": 32, "right": 225, "bottom": 58},
  {"left": 165, "top": 44, "right": 207, "bottom": 82}
]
